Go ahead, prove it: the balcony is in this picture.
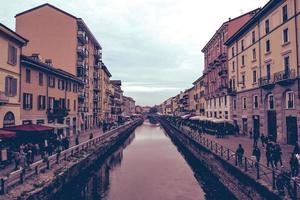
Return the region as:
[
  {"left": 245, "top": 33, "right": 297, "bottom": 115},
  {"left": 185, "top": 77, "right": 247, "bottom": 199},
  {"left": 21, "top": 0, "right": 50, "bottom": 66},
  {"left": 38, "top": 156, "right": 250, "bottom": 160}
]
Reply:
[
  {"left": 218, "top": 85, "right": 228, "bottom": 94},
  {"left": 214, "top": 59, "right": 221, "bottom": 67},
  {"left": 94, "top": 63, "right": 101, "bottom": 69},
  {"left": 93, "top": 72, "right": 100, "bottom": 80},
  {"left": 219, "top": 53, "right": 227, "bottom": 62},
  {"left": 94, "top": 85, "right": 100, "bottom": 92},
  {"left": 227, "top": 88, "right": 237, "bottom": 96},
  {"left": 77, "top": 31, "right": 88, "bottom": 44},
  {"left": 94, "top": 49, "right": 102, "bottom": 60},
  {"left": 218, "top": 69, "right": 228, "bottom": 77},
  {"left": 0, "top": 91, "right": 9, "bottom": 105},
  {"left": 77, "top": 46, "right": 88, "bottom": 58},
  {"left": 259, "top": 76, "right": 275, "bottom": 90},
  {"left": 47, "top": 107, "right": 69, "bottom": 120},
  {"left": 274, "top": 69, "right": 296, "bottom": 86},
  {"left": 93, "top": 95, "right": 99, "bottom": 101},
  {"left": 77, "top": 65, "right": 87, "bottom": 77},
  {"left": 93, "top": 108, "right": 101, "bottom": 113}
]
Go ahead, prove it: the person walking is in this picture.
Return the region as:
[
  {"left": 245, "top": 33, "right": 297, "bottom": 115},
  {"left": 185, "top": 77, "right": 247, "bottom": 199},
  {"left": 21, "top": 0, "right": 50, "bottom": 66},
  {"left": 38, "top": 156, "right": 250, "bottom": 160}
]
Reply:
[
  {"left": 266, "top": 142, "right": 274, "bottom": 168},
  {"left": 253, "top": 131, "right": 259, "bottom": 147},
  {"left": 260, "top": 134, "right": 266, "bottom": 148},
  {"left": 290, "top": 154, "right": 299, "bottom": 178},
  {"left": 13, "top": 151, "right": 20, "bottom": 170},
  {"left": 236, "top": 144, "right": 244, "bottom": 166},
  {"left": 252, "top": 146, "right": 261, "bottom": 163},
  {"left": 274, "top": 143, "right": 283, "bottom": 168},
  {"left": 75, "top": 136, "right": 80, "bottom": 145}
]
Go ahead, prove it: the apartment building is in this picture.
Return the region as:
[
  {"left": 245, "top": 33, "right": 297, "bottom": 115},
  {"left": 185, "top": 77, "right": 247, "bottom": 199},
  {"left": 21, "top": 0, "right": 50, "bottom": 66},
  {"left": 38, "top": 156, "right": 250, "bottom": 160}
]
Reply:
[
  {"left": 123, "top": 96, "right": 136, "bottom": 117},
  {"left": 110, "top": 80, "right": 123, "bottom": 123},
  {"left": 20, "top": 55, "right": 83, "bottom": 136},
  {"left": 225, "top": 0, "right": 300, "bottom": 144},
  {"left": 15, "top": 3, "right": 103, "bottom": 131},
  {"left": 101, "top": 63, "right": 112, "bottom": 123},
  {"left": 202, "top": 10, "right": 258, "bottom": 120},
  {"left": 193, "top": 76, "right": 206, "bottom": 116},
  {"left": 187, "top": 86, "right": 196, "bottom": 113},
  {"left": 0, "top": 23, "right": 28, "bottom": 128}
]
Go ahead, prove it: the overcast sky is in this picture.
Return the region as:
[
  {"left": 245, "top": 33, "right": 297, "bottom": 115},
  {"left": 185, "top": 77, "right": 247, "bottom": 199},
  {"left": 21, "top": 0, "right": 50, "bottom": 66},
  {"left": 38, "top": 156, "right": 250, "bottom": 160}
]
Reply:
[{"left": 0, "top": 0, "right": 269, "bottom": 106}]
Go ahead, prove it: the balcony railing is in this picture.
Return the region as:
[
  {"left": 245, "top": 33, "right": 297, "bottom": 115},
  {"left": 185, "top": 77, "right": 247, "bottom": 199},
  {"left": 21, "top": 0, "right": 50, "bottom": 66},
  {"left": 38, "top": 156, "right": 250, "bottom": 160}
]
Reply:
[
  {"left": 227, "top": 88, "right": 237, "bottom": 96},
  {"left": 219, "top": 53, "right": 227, "bottom": 62},
  {"left": 94, "top": 49, "right": 102, "bottom": 59},
  {"left": 93, "top": 72, "right": 100, "bottom": 80},
  {"left": 274, "top": 69, "right": 296, "bottom": 84},
  {"left": 218, "top": 69, "right": 228, "bottom": 77},
  {"left": 77, "top": 31, "right": 88, "bottom": 44},
  {"left": 0, "top": 91, "right": 9, "bottom": 105},
  {"left": 77, "top": 46, "right": 88, "bottom": 58},
  {"left": 94, "top": 85, "right": 100, "bottom": 92}
]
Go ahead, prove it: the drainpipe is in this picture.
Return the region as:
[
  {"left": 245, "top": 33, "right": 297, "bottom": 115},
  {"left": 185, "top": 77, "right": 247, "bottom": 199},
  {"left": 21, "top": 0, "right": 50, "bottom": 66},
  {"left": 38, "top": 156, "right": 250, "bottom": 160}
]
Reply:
[
  {"left": 258, "top": 19, "right": 262, "bottom": 104},
  {"left": 294, "top": 0, "right": 300, "bottom": 99}
]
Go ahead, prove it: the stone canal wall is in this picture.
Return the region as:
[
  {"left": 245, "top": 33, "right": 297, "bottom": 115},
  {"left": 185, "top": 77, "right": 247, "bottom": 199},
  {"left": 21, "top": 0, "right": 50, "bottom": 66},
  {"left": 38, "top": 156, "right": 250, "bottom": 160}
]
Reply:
[
  {"left": 159, "top": 118, "right": 282, "bottom": 200},
  {"left": 0, "top": 119, "right": 143, "bottom": 200}
]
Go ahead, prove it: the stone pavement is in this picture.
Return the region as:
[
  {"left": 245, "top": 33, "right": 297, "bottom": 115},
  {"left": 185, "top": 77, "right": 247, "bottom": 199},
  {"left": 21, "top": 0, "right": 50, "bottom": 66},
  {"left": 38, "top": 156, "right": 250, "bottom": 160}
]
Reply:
[{"left": 0, "top": 127, "right": 104, "bottom": 177}]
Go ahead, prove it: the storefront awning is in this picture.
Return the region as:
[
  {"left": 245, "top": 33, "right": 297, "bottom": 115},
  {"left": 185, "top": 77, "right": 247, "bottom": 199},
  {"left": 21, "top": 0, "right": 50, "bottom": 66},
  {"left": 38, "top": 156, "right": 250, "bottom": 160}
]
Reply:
[
  {"left": 3, "top": 124, "right": 54, "bottom": 132},
  {"left": 0, "top": 130, "right": 16, "bottom": 139},
  {"left": 43, "top": 123, "right": 69, "bottom": 129}
]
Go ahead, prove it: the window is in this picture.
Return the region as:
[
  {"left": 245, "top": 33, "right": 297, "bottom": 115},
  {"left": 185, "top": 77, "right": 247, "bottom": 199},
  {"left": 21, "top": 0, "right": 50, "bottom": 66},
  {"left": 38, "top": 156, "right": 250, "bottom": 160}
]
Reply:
[
  {"left": 252, "top": 49, "right": 256, "bottom": 60},
  {"left": 283, "top": 5, "right": 288, "bottom": 22},
  {"left": 224, "top": 95, "right": 227, "bottom": 106},
  {"left": 23, "top": 93, "right": 33, "bottom": 110},
  {"left": 283, "top": 28, "right": 289, "bottom": 43},
  {"left": 48, "top": 76, "right": 55, "bottom": 88},
  {"left": 253, "top": 95, "right": 259, "bottom": 109},
  {"left": 268, "top": 94, "right": 274, "bottom": 110},
  {"left": 232, "top": 61, "right": 235, "bottom": 71},
  {"left": 7, "top": 44, "right": 17, "bottom": 65},
  {"left": 74, "top": 100, "right": 76, "bottom": 111},
  {"left": 73, "top": 84, "right": 78, "bottom": 93},
  {"left": 265, "top": 19, "right": 270, "bottom": 34},
  {"left": 219, "top": 97, "right": 221, "bottom": 107},
  {"left": 232, "top": 47, "right": 235, "bottom": 57},
  {"left": 233, "top": 79, "right": 236, "bottom": 90},
  {"left": 284, "top": 56, "right": 290, "bottom": 72},
  {"left": 38, "top": 95, "right": 46, "bottom": 110},
  {"left": 58, "top": 79, "right": 65, "bottom": 90},
  {"left": 242, "top": 97, "right": 247, "bottom": 109},
  {"left": 48, "top": 97, "right": 55, "bottom": 109},
  {"left": 233, "top": 99, "right": 237, "bottom": 110},
  {"left": 241, "top": 40, "right": 244, "bottom": 51},
  {"left": 252, "top": 31, "right": 256, "bottom": 44},
  {"left": 67, "top": 99, "right": 70, "bottom": 110},
  {"left": 286, "top": 91, "right": 294, "bottom": 109},
  {"left": 266, "top": 64, "right": 271, "bottom": 80},
  {"left": 266, "top": 39, "right": 271, "bottom": 53},
  {"left": 214, "top": 99, "right": 216, "bottom": 108},
  {"left": 5, "top": 76, "right": 17, "bottom": 97},
  {"left": 26, "top": 69, "right": 31, "bottom": 83},
  {"left": 39, "top": 72, "right": 43, "bottom": 86},
  {"left": 253, "top": 70, "right": 257, "bottom": 83},
  {"left": 241, "top": 55, "right": 245, "bottom": 66},
  {"left": 241, "top": 74, "right": 245, "bottom": 86}
]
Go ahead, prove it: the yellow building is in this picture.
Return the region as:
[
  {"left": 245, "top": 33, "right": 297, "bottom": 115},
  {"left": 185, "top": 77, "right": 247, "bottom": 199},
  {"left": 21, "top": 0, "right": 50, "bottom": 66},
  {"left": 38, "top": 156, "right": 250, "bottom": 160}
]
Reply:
[
  {"left": 225, "top": 0, "right": 300, "bottom": 144},
  {"left": 0, "top": 23, "right": 27, "bottom": 128},
  {"left": 193, "top": 76, "right": 206, "bottom": 116},
  {"left": 20, "top": 55, "right": 83, "bottom": 137},
  {"left": 100, "top": 63, "right": 112, "bottom": 123}
]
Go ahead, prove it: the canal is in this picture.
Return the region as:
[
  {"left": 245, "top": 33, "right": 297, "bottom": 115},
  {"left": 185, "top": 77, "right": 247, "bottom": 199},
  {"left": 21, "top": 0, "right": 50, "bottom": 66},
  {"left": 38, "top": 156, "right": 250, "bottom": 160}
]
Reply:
[{"left": 53, "top": 121, "right": 236, "bottom": 200}]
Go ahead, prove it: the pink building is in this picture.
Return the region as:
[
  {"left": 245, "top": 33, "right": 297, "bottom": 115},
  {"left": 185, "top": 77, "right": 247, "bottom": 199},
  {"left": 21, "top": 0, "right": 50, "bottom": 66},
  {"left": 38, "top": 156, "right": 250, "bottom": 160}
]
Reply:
[{"left": 201, "top": 9, "right": 259, "bottom": 119}]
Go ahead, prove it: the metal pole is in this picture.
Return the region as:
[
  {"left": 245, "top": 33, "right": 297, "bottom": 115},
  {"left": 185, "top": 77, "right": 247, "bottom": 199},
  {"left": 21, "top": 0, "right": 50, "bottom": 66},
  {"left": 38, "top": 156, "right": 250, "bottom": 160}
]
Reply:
[
  {"left": 244, "top": 157, "right": 247, "bottom": 171},
  {"left": 272, "top": 169, "right": 276, "bottom": 189},
  {"left": 227, "top": 149, "right": 230, "bottom": 160},
  {"left": 221, "top": 146, "right": 223, "bottom": 157},
  {"left": 256, "top": 162, "right": 260, "bottom": 179}
]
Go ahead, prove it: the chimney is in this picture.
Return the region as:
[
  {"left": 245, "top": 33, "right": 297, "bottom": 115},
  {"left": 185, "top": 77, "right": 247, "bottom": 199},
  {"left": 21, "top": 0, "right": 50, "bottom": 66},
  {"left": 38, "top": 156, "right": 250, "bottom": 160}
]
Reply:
[
  {"left": 228, "top": 17, "right": 231, "bottom": 21},
  {"left": 31, "top": 53, "right": 41, "bottom": 61},
  {"left": 45, "top": 59, "right": 53, "bottom": 67}
]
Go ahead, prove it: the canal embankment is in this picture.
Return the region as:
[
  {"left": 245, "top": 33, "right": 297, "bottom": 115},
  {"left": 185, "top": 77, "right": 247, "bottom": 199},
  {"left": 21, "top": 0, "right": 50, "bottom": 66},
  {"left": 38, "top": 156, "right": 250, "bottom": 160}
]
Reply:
[
  {"left": 159, "top": 117, "right": 283, "bottom": 200},
  {"left": 0, "top": 119, "right": 143, "bottom": 200}
]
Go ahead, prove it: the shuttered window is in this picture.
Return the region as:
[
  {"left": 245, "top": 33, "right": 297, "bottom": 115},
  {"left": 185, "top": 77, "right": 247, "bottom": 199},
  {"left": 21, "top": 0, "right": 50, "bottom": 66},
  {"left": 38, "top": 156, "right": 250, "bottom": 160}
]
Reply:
[
  {"left": 7, "top": 44, "right": 17, "bottom": 65},
  {"left": 38, "top": 95, "right": 46, "bottom": 110},
  {"left": 5, "top": 76, "right": 17, "bottom": 97},
  {"left": 23, "top": 93, "right": 33, "bottom": 110}
]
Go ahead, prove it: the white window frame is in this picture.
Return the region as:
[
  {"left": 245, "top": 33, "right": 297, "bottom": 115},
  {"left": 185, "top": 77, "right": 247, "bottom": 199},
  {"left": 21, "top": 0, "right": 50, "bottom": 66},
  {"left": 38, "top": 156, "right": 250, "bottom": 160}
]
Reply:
[{"left": 286, "top": 91, "right": 295, "bottom": 109}]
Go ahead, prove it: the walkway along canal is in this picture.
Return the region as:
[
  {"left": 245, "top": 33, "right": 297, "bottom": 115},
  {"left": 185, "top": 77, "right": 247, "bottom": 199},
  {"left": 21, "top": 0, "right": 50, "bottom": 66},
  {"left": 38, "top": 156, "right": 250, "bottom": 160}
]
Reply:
[{"left": 53, "top": 120, "right": 236, "bottom": 200}]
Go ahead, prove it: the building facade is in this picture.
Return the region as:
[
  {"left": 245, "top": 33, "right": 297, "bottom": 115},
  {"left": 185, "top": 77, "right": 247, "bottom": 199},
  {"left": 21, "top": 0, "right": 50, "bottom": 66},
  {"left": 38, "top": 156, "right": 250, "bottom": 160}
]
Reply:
[
  {"left": 20, "top": 55, "right": 83, "bottom": 136},
  {"left": 225, "top": 0, "right": 300, "bottom": 144},
  {"left": 15, "top": 3, "right": 103, "bottom": 131},
  {"left": 193, "top": 76, "right": 206, "bottom": 116},
  {"left": 202, "top": 10, "right": 258, "bottom": 120},
  {"left": 0, "top": 23, "right": 28, "bottom": 128}
]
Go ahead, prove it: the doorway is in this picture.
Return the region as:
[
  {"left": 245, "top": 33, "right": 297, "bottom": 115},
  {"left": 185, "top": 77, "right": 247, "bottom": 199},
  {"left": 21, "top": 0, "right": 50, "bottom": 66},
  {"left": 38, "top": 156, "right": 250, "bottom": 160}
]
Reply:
[
  {"left": 267, "top": 111, "right": 277, "bottom": 141},
  {"left": 253, "top": 115, "right": 260, "bottom": 135},
  {"left": 286, "top": 116, "right": 298, "bottom": 145},
  {"left": 242, "top": 118, "right": 248, "bottom": 135}
]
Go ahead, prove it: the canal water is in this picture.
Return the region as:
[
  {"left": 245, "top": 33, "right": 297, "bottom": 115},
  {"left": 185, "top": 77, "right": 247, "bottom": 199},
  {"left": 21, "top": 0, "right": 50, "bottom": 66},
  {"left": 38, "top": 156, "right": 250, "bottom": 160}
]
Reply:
[{"left": 53, "top": 121, "right": 236, "bottom": 200}]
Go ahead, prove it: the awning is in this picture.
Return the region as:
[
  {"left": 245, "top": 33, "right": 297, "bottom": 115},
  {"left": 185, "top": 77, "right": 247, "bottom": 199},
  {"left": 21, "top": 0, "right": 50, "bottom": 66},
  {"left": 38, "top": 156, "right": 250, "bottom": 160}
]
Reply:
[
  {"left": 181, "top": 114, "right": 191, "bottom": 119},
  {"left": 0, "top": 130, "right": 16, "bottom": 139},
  {"left": 3, "top": 124, "right": 54, "bottom": 132},
  {"left": 43, "top": 123, "right": 69, "bottom": 129},
  {"left": 190, "top": 116, "right": 206, "bottom": 121}
]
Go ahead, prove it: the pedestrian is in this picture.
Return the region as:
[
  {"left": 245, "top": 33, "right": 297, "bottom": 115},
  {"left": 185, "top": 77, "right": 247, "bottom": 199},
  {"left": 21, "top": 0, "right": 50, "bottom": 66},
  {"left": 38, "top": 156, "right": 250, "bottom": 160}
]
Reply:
[
  {"left": 253, "top": 131, "right": 259, "bottom": 147},
  {"left": 260, "top": 134, "right": 265, "bottom": 148},
  {"left": 75, "top": 136, "right": 79, "bottom": 145},
  {"left": 266, "top": 142, "right": 274, "bottom": 168},
  {"left": 26, "top": 148, "right": 32, "bottom": 166},
  {"left": 89, "top": 132, "right": 94, "bottom": 140},
  {"left": 249, "top": 128, "right": 253, "bottom": 139},
  {"left": 252, "top": 146, "right": 261, "bottom": 163},
  {"left": 13, "top": 151, "right": 20, "bottom": 170},
  {"left": 274, "top": 143, "right": 283, "bottom": 168},
  {"left": 290, "top": 154, "right": 299, "bottom": 178},
  {"left": 236, "top": 144, "right": 244, "bottom": 166}
]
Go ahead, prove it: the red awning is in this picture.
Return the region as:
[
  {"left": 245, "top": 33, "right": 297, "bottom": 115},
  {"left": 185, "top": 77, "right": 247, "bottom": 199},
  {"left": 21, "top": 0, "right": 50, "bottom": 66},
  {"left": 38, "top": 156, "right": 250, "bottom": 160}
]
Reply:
[
  {"left": 0, "top": 130, "right": 16, "bottom": 139},
  {"left": 3, "top": 124, "right": 54, "bottom": 132}
]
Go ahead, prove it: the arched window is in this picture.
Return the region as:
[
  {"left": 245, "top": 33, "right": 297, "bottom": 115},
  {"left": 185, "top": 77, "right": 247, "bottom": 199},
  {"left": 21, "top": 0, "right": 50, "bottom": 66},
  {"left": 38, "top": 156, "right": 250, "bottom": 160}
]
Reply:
[
  {"left": 3, "top": 112, "right": 15, "bottom": 127},
  {"left": 268, "top": 94, "right": 274, "bottom": 110},
  {"left": 286, "top": 91, "right": 295, "bottom": 109}
]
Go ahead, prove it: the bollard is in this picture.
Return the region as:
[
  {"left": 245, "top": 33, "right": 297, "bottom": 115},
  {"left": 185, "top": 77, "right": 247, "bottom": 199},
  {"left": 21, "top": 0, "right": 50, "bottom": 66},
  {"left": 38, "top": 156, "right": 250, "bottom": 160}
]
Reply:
[
  {"left": 215, "top": 143, "right": 218, "bottom": 153},
  {"left": 235, "top": 155, "right": 238, "bottom": 166},
  {"left": 47, "top": 159, "right": 50, "bottom": 169},
  {"left": 221, "top": 146, "right": 223, "bottom": 157},
  {"left": 0, "top": 178, "right": 7, "bottom": 195},
  {"left": 210, "top": 141, "right": 213, "bottom": 151},
  {"left": 35, "top": 165, "right": 39, "bottom": 175},
  {"left": 272, "top": 169, "right": 276, "bottom": 189},
  {"left": 227, "top": 149, "right": 230, "bottom": 160},
  {"left": 20, "top": 168, "right": 25, "bottom": 184},
  {"left": 244, "top": 157, "right": 248, "bottom": 171},
  {"left": 256, "top": 162, "right": 260, "bottom": 179}
]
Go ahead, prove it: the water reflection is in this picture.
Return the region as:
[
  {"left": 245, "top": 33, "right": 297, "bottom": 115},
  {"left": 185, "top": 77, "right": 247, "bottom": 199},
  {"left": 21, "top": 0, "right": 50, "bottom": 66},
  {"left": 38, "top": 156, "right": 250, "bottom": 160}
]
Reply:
[{"left": 54, "top": 121, "right": 234, "bottom": 200}]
